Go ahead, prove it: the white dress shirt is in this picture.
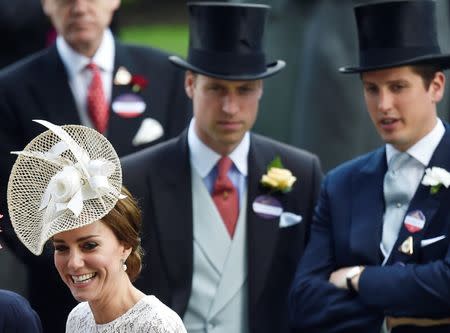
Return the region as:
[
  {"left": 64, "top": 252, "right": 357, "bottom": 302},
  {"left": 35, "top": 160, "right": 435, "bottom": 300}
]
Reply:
[
  {"left": 187, "top": 118, "right": 249, "bottom": 206},
  {"left": 385, "top": 118, "right": 445, "bottom": 188},
  {"left": 56, "top": 29, "right": 115, "bottom": 128}
]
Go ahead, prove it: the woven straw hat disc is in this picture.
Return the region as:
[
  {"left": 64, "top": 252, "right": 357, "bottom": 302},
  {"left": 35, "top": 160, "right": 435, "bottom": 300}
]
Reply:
[{"left": 7, "top": 125, "right": 122, "bottom": 255}]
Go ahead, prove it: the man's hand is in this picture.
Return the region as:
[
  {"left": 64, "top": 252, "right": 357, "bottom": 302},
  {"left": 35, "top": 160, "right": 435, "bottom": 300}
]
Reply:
[
  {"left": 329, "top": 266, "right": 365, "bottom": 291},
  {"left": 329, "top": 267, "right": 351, "bottom": 289}
]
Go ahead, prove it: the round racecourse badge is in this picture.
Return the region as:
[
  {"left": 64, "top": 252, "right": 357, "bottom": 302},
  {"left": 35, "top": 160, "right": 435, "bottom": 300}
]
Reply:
[
  {"left": 112, "top": 93, "right": 146, "bottom": 118},
  {"left": 403, "top": 210, "right": 426, "bottom": 233}
]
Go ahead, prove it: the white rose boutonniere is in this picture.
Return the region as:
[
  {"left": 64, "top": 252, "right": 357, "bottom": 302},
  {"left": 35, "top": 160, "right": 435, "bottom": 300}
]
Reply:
[
  {"left": 421, "top": 166, "right": 450, "bottom": 194},
  {"left": 260, "top": 156, "right": 297, "bottom": 193}
]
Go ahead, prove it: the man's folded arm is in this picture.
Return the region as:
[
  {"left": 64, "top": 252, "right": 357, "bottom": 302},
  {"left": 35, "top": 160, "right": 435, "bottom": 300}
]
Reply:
[
  {"left": 358, "top": 256, "right": 450, "bottom": 317},
  {"left": 288, "top": 181, "right": 383, "bottom": 331}
]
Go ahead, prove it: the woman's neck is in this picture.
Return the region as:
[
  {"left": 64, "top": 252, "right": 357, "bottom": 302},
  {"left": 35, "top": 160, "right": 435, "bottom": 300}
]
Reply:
[{"left": 89, "top": 279, "right": 145, "bottom": 324}]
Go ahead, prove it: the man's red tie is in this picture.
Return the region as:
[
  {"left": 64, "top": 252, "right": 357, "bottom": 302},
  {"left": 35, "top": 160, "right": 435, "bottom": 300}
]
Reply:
[
  {"left": 212, "top": 156, "right": 239, "bottom": 238},
  {"left": 87, "top": 63, "right": 109, "bottom": 134}
]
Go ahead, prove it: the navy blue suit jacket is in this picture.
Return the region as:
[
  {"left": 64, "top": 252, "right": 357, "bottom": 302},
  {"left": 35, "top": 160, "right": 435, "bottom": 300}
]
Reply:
[
  {"left": 0, "top": 289, "right": 42, "bottom": 333},
  {"left": 289, "top": 125, "right": 450, "bottom": 333},
  {"left": 0, "top": 41, "right": 190, "bottom": 333}
]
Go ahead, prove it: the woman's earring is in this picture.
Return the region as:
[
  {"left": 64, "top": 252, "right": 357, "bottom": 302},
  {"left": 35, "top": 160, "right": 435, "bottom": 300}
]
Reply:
[{"left": 121, "top": 259, "right": 127, "bottom": 272}]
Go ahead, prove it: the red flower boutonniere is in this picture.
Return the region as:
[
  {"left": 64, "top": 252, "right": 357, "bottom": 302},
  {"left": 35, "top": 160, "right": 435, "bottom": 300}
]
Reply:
[
  {"left": 114, "top": 66, "right": 149, "bottom": 93},
  {"left": 130, "top": 75, "right": 149, "bottom": 93}
]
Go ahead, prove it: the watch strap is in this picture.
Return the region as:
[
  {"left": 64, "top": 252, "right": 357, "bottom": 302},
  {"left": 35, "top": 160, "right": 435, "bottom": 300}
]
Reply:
[{"left": 346, "top": 274, "right": 357, "bottom": 294}]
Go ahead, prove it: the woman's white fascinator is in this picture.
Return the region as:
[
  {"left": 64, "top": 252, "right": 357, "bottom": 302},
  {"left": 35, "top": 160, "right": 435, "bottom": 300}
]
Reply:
[{"left": 7, "top": 120, "right": 124, "bottom": 255}]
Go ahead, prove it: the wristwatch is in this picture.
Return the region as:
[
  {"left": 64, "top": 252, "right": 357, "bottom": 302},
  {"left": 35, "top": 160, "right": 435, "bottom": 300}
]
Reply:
[{"left": 346, "top": 266, "right": 363, "bottom": 293}]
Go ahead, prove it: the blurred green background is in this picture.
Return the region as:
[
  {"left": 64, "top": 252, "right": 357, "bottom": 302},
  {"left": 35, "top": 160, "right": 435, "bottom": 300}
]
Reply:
[
  {"left": 120, "top": 25, "right": 188, "bottom": 57},
  {"left": 118, "top": 0, "right": 189, "bottom": 57}
]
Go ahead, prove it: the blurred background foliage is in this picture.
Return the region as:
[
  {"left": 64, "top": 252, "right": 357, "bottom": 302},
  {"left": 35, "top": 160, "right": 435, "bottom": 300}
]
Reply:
[
  {"left": 120, "top": 25, "right": 188, "bottom": 56},
  {"left": 118, "top": 0, "right": 189, "bottom": 56}
]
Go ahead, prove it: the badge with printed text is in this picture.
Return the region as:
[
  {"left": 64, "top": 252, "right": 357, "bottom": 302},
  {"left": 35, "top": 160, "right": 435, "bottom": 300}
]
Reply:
[
  {"left": 112, "top": 93, "right": 146, "bottom": 118},
  {"left": 252, "top": 195, "right": 283, "bottom": 219},
  {"left": 403, "top": 210, "right": 426, "bottom": 233}
]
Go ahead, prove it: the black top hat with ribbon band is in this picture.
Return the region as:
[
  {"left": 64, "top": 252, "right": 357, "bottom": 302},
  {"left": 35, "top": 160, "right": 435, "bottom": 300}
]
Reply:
[
  {"left": 340, "top": 0, "right": 450, "bottom": 74},
  {"left": 169, "top": 2, "right": 285, "bottom": 80}
]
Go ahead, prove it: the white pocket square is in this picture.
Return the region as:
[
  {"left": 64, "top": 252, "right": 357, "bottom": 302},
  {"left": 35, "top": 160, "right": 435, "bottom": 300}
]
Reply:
[
  {"left": 279, "top": 212, "right": 302, "bottom": 228},
  {"left": 132, "top": 118, "right": 164, "bottom": 146},
  {"left": 421, "top": 235, "right": 446, "bottom": 247}
]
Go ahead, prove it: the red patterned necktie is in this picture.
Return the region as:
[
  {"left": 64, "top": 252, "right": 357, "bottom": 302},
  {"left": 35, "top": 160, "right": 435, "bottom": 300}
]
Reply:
[
  {"left": 87, "top": 63, "right": 109, "bottom": 134},
  {"left": 212, "top": 156, "right": 239, "bottom": 238}
]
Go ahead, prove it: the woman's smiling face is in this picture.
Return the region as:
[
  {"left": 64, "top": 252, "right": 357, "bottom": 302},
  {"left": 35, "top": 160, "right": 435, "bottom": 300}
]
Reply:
[{"left": 53, "top": 220, "right": 130, "bottom": 303}]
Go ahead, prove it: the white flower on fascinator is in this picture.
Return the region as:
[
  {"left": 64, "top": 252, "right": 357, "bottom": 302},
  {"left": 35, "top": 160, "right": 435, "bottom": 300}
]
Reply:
[
  {"left": 8, "top": 120, "right": 124, "bottom": 255},
  {"left": 39, "top": 159, "right": 119, "bottom": 219},
  {"left": 42, "top": 165, "right": 83, "bottom": 213}
]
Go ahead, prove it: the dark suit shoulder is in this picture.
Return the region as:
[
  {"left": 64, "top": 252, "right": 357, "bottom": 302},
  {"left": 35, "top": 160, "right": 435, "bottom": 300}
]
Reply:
[
  {"left": 0, "top": 289, "right": 42, "bottom": 332},
  {"left": 118, "top": 41, "right": 172, "bottom": 59},
  {"left": 123, "top": 135, "right": 183, "bottom": 165},
  {"left": 326, "top": 146, "right": 385, "bottom": 181},
  {"left": 116, "top": 41, "right": 178, "bottom": 71},
  {"left": 251, "top": 133, "right": 320, "bottom": 166},
  {"left": 121, "top": 133, "right": 187, "bottom": 187},
  {"left": 0, "top": 47, "right": 53, "bottom": 84},
  {"left": 121, "top": 133, "right": 187, "bottom": 200}
]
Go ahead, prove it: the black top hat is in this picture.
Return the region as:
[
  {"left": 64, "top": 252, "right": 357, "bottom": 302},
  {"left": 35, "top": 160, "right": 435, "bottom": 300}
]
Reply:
[
  {"left": 340, "top": 0, "right": 450, "bottom": 73},
  {"left": 169, "top": 2, "right": 285, "bottom": 80}
]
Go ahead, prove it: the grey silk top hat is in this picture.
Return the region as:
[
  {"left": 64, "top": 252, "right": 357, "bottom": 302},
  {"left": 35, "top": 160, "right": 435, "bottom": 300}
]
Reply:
[
  {"left": 340, "top": 0, "right": 450, "bottom": 73},
  {"left": 169, "top": 2, "right": 285, "bottom": 80}
]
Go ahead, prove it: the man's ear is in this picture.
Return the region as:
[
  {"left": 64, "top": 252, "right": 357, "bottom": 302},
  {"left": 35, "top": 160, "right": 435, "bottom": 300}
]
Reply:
[
  {"left": 185, "top": 71, "right": 195, "bottom": 99},
  {"left": 112, "top": 0, "right": 121, "bottom": 12},
  {"left": 431, "top": 71, "right": 445, "bottom": 103},
  {"left": 41, "top": 0, "right": 51, "bottom": 16},
  {"left": 258, "top": 81, "right": 264, "bottom": 100}
]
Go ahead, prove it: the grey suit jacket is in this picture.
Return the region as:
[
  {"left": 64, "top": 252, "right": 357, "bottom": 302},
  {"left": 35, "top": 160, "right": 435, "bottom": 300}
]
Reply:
[{"left": 122, "top": 131, "right": 322, "bottom": 333}]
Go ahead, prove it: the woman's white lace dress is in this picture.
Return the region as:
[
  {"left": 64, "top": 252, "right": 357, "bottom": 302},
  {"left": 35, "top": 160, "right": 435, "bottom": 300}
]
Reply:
[{"left": 65, "top": 295, "right": 187, "bottom": 333}]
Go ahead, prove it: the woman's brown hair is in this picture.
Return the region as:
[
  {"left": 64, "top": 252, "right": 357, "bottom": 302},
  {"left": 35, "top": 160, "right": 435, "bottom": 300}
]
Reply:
[{"left": 101, "top": 186, "right": 143, "bottom": 282}]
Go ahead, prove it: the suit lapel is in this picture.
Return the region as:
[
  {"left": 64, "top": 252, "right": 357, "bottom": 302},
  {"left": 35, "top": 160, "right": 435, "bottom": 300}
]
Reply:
[
  {"left": 30, "top": 46, "right": 79, "bottom": 125},
  {"left": 151, "top": 132, "right": 193, "bottom": 313},
  {"left": 350, "top": 148, "right": 386, "bottom": 264},
  {"left": 108, "top": 42, "right": 147, "bottom": 152},
  {"left": 387, "top": 127, "right": 450, "bottom": 265},
  {"left": 247, "top": 135, "right": 281, "bottom": 307}
]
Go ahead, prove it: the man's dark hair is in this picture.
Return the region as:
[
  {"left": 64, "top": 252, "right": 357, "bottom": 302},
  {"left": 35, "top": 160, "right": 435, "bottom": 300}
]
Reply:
[
  {"left": 410, "top": 64, "right": 443, "bottom": 89},
  {"left": 360, "top": 64, "right": 443, "bottom": 89}
]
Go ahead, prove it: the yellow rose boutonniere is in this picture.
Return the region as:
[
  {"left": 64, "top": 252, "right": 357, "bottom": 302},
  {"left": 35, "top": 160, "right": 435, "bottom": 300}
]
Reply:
[{"left": 260, "top": 156, "right": 297, "bottom": 193}]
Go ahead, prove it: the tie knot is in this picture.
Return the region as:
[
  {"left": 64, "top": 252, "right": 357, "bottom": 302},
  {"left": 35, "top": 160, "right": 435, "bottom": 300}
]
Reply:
[
  {"left": 217, "top": 156, "right": 233, "bottom": 179},
  {"left": 86, "top": 62, "right": 99, "bottom": 72},
  {"left": 389, "top": 152, "right": 411, "bottom": 171}
]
